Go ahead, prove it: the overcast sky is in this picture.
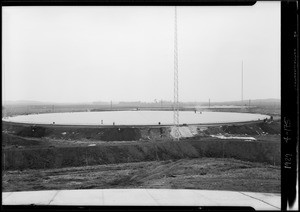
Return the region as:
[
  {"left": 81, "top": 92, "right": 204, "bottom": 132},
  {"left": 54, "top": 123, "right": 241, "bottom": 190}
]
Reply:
[{"left": 2, "top": 2, "right": 280, "bottom": 103}]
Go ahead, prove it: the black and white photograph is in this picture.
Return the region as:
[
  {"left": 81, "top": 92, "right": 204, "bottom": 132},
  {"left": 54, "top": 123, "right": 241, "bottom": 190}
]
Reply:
[{"left": 1, "top": 1, "right": 287, "bottom": 210}]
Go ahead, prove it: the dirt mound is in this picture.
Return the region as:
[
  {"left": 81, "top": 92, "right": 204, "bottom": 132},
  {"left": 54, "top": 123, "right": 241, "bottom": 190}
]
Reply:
[
  {"left": 203, "top": 120, "right": 280, "bottom": 136},
  {"left": 7, "top": 125, "right": 142, "bottom": 141},
  {"left": 2, "top": 119, "right": 280, "bottom": 142},
  {"left": 2, "top": 141, "right": 200, "bottom": 170},
  {"left": 221, "top": 125, "right": 260, "bottom": 135},
  {"left": 3, "top": 138, "right": 280, "bottom": 171},
  {"left": 140, "top": 127, "right": 172, "bottom": 141},
  {"left": 257, "top": 121, "right": 280, "bottom": 134},
  {"left": 2, "top": 134, "right": 44, "bottom": 147},
  {"left": 100, "top": 128, "right": 141, "bottom": 141},
  {"left": 16, "top": 126, "right": 48, "bottom": 137}
]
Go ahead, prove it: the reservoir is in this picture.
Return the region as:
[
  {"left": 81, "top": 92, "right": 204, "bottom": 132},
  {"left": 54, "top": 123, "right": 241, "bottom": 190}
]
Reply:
[{"left": 3, "top": 111, "right": 270, "bottom": 126}]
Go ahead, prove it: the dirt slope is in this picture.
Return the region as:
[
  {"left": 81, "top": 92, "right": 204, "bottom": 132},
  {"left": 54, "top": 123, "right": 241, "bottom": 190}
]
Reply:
[
  {"left": 2, "top": 120, "right": 280, "bottom": 141},
  {"left": 2, "top": 158, "right": 280, "bottom": 193}
]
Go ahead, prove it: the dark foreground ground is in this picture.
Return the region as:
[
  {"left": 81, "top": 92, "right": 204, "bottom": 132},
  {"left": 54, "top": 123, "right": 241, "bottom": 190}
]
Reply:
[
  {"left": 2, "top": 105, "right": 281, "bottom": 193},
  {"left": 2, "top": 157, "right": 280, "bottom": 193}
]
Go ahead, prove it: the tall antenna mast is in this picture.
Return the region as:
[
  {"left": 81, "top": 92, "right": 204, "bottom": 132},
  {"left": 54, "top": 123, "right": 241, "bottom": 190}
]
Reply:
[{"left": 173, "top": 6, "right": 180, "bottom": 140}]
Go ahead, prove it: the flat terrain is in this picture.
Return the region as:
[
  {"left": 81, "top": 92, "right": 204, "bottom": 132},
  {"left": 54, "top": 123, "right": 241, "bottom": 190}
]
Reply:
[{"left": 2, "top": 157, "right": 280, "bottom": 193}]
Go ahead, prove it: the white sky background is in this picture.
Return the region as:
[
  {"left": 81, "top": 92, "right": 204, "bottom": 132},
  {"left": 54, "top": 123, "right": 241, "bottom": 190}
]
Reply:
[{"left": 2, "top": 2, "right": 280, "bottom": 103}]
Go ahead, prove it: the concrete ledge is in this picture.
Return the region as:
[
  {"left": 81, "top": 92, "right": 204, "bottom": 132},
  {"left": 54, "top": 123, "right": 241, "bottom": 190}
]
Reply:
[{"left": 2, "top": 189, "right": 280, "bottom": 210}]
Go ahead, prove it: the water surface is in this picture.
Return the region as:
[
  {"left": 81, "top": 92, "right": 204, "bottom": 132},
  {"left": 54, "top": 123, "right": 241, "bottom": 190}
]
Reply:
[{"left": 3, "top": 111, "right": 270, "bottom": 126}]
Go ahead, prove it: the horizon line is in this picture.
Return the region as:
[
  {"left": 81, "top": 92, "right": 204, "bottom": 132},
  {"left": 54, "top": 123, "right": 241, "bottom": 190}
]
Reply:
[{"left": 2, "top": 98, "right": 281, "bottom": 105}]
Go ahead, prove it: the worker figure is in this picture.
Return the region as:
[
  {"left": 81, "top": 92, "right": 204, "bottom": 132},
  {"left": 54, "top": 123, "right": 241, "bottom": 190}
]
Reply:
[
  {"left": 158, "top": 122, "right": 161, "bottom": 125},
  {"left": 113, "top": 122, "right": 115, "bottom": 125},
  {"left": 101, "top": 120, "right": 103, "bottom": 124}
]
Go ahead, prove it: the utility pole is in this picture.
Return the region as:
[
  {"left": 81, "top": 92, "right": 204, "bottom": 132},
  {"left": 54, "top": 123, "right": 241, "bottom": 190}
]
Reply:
[
  {"left": 209, "top": 98, "right": 210, "bottom": 108},
  {"left": 241, "top": 60, "right": 244, "bottom": 106},
  {"left": 3, "top": 152, "right": 5, "bottom": 174},
  {"left": 173, "top": 6, "right": 180, "bottom": 140}
]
